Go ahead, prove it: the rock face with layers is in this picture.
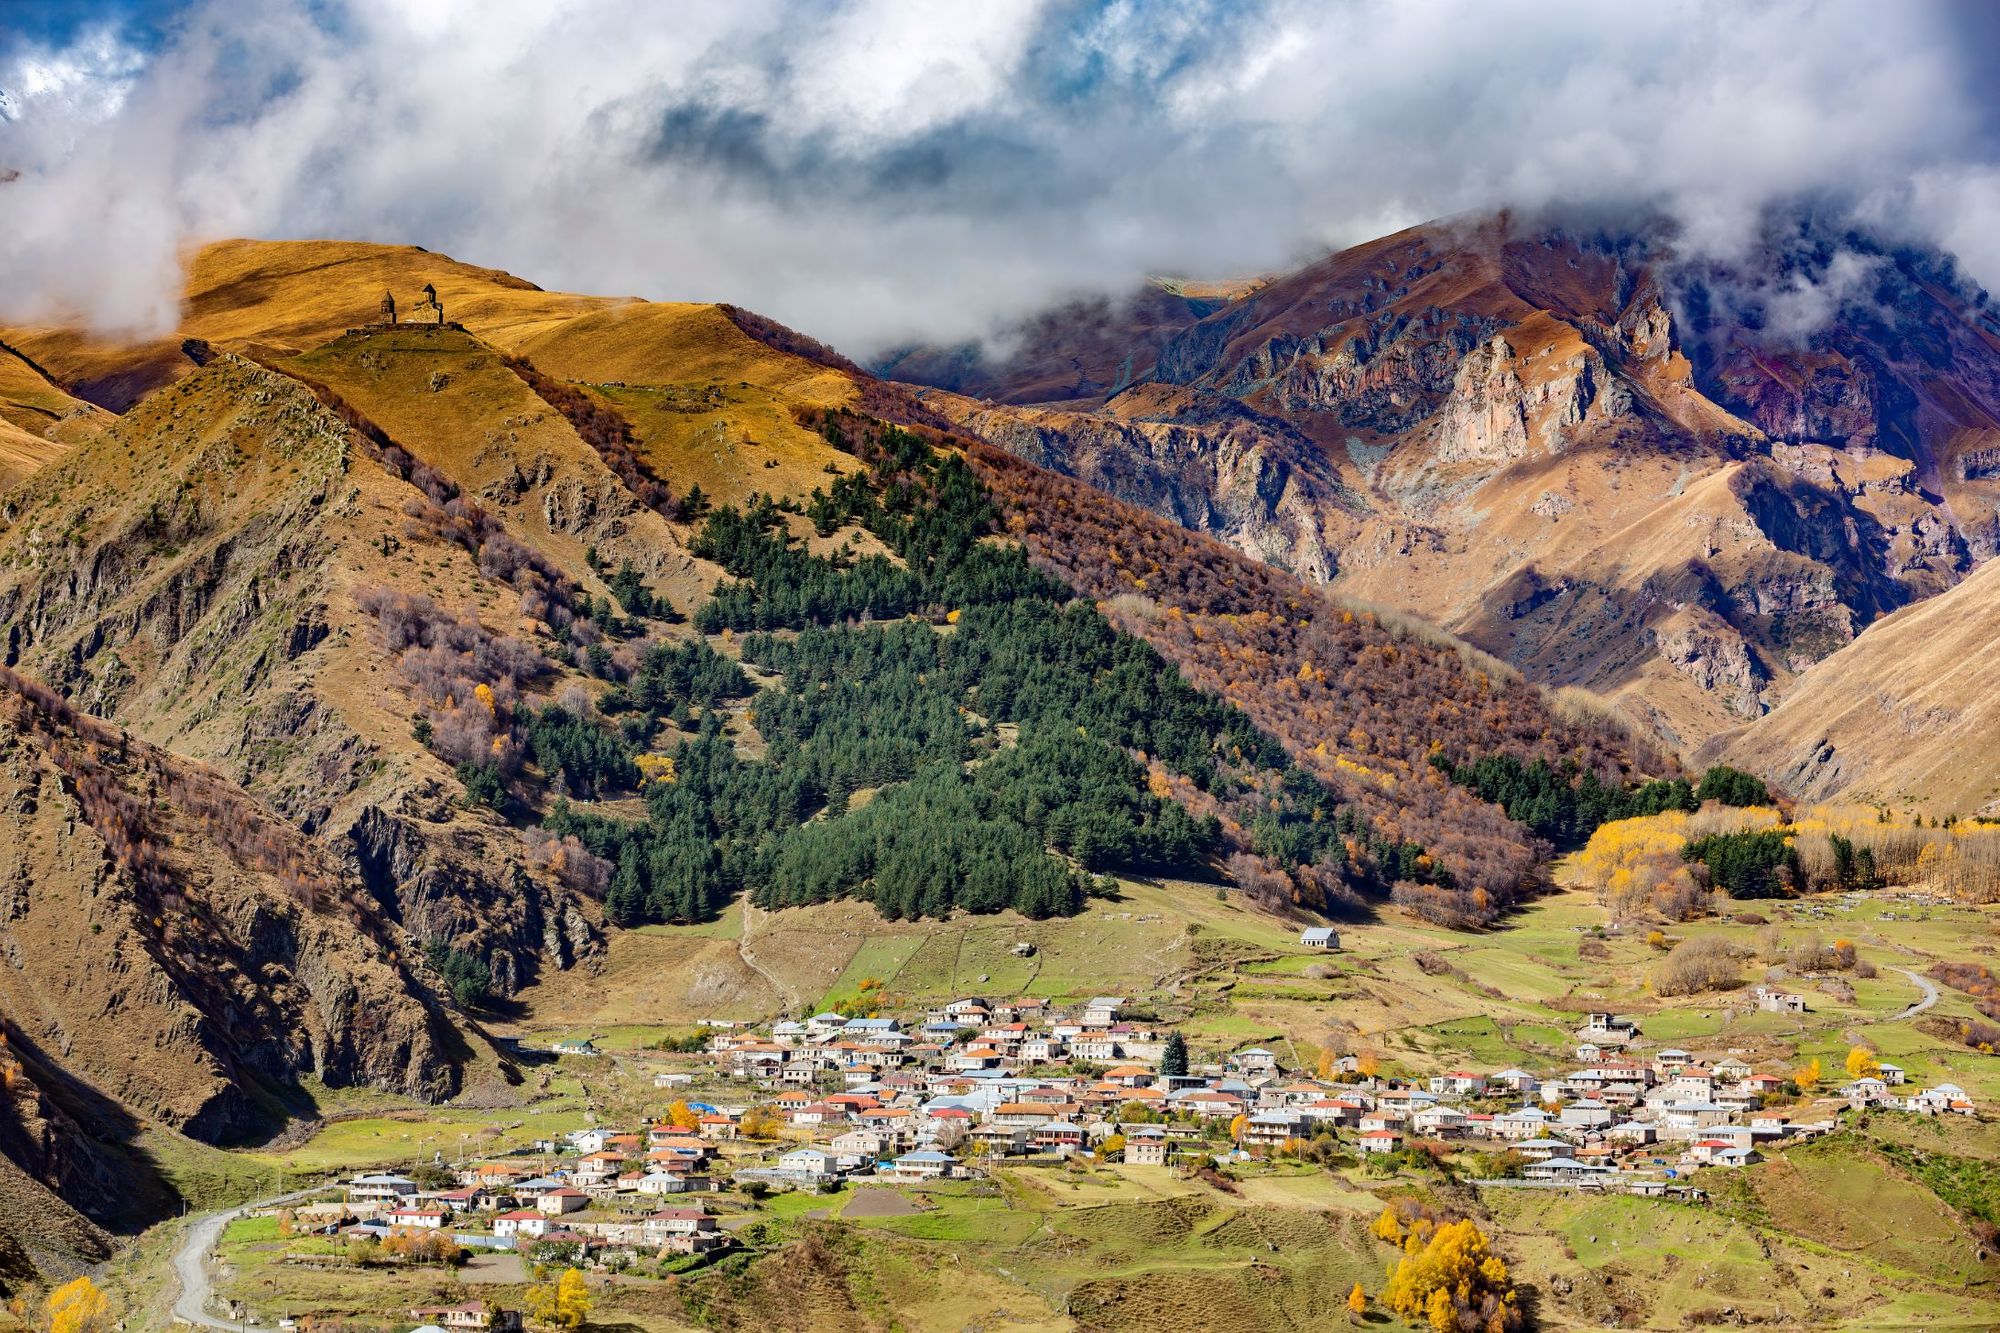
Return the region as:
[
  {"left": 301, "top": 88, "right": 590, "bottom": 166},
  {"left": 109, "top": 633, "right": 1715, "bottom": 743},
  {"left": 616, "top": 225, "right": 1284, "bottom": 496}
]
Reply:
[{"left": 892, "top": 214, "right": 2000, "bottom": 754}]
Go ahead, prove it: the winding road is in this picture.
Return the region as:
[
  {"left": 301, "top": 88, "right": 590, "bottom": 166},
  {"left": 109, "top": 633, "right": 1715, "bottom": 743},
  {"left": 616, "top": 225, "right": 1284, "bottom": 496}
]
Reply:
[
  {"left": 1886, "top": 965, "right": 1941, "bottom": 1021},
  {"left": 169, "top": 1187, "right": 319, "bottom": 1329}
]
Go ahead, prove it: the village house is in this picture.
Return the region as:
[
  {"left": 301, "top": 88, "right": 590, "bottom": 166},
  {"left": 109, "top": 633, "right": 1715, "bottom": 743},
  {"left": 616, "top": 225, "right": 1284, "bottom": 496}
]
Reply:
[
  {"left": 1124, "top": 1127, "right": 1171, "bottom": 1166},
  {"left": 1492, "top": 1106, "right": 1556, "bottom": 1141},
  {"left": 1524, "top": 1156, "right": 1614, "bottom": 1183},
  {"left": 1033, "top": 1121, "right": 1089, "bottom": 1154},
  {"left": 1299, "top": 926, "right": 1341, "bottom": 950},
  {"left": 1559, "top": 1099, "right": 1614, "bottom": 1130},
  {"left": 384, "top": 1205, "right": 450, "bottom": 1229},
  {"left": 1357, "top": 1129, "right": 1402, "bottom": 1154},
  {"left": 1081, "top": 996, "right": 1126, "bottom": 1026},
  {"left": 643, "top": 1207, "right": 728, "bottom": 1254},
  {"left": 409, "top": 1304, "right": 523, "bottom": 1332},
  {"left": 347, "top": 1173, "right": 420, "bottom": 1206},
  {"left": 989, "top": 1101, "right": 1065, "bottom": 1128},
  {"left": 883, "top": 1149, "right": 959, "bottom": 1181},
  {"left": 1843, "top": 1077, "right": 1893, "bottom": 1107},
  {"left": 1577, "top": 1012, "right": 1639, "bottom": 1041},
  {"left": 536, "top": 1188, "right": 590, "bottom": 1216},
  {"left": 1754, "top": 987, "right": 1809, "bottom": 1013},
  {"left": 432, "top": 1187, "right": 493, "bottom": 1212},
  {"left": 1513, "top": 1137, "right": 1570, "bottom": 1162},
  {"left": 1412, "top": 1105, "right": 1468, "bottom": 1137},
  {"left": 1232, "top": 1048, "right": 1281, "bottom": 1077},
  {"left": 806, "top": 1012, "right": 849, "bottom": 1038},
  {"left": 776, "top": 1147, "right": 840, "bottom": 1180},
  {"left": 1171, "top": 1086, "right": 1247, "bottom": 1120},
  {"left": 493, "top": 1210, "right": 551, "bottom": 1240},
  {"left": 1242, "top": 1110, "right": 1307, "bottom": 1151},
  {"left": 1070, "top": 1033, "right": 1122, "bottom": 1062}
]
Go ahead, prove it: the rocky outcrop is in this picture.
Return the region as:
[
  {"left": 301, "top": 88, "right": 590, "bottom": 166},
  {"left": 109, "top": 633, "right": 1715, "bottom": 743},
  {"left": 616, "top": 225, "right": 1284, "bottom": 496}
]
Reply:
[
  {"left": 346, "top": 802, "right": 600, "bottom": 996},
  {"left": 1432, "top": 336, "right": 1531, "bottom": 464},
  {"left": 1653, "top": 614, "right": 1768, "bottom": 717},
  {"left": 922, "top": 388, "right": 1350, "bottom": 583}
]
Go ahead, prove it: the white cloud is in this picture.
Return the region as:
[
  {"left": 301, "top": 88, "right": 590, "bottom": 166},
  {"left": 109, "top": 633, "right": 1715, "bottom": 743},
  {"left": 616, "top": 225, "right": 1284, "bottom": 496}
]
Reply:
[{"left": 0, "top": 0, "right": 1994, "bottom": 349}]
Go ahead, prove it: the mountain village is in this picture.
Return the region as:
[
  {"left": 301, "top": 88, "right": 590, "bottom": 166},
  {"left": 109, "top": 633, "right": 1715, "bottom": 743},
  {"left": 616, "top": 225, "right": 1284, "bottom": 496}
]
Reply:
[{"left": 292, "top": 975, "right": 1979, "bottom": 1289}]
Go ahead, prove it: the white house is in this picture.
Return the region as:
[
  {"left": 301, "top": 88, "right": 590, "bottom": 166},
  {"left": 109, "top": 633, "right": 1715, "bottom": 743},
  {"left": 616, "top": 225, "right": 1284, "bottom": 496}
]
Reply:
[
  {"left": 347, "top": 1174, "right": 420, "bottom": 1204},
  {"left": 493, "top": 1210, "right": 550, "bottom": 1239},
  {"left": 642, "top": 1208, "right": 726, "bottom": 1253},
  {"left": 883, "top": 1150, "right": 957, "bottom": 1181},
  {"left": 1233, "top": 1048, "right": 1280, "bottom": 1076},
  {"left": 384, "top": 1206, "right": 448, "bottom": 1229},
  {"left": 777, "top": 1147, "right": 838, "bottom": 1178},
  {"left": 1412, "top": 1106, "right": 1468, "bottom": 1137},
  {"left": 1299, "top": 927, "right": 1340, "bottom": 950}
]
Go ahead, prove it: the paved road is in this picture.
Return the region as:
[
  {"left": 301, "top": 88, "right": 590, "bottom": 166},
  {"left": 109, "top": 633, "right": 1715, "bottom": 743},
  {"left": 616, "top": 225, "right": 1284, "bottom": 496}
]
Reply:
[
  {"left": 169, "top": 1188, "right": 319, "bottom": 1328},
  {"left": 1886, "top": 965, "right": 1940, "bottom": 1021}
]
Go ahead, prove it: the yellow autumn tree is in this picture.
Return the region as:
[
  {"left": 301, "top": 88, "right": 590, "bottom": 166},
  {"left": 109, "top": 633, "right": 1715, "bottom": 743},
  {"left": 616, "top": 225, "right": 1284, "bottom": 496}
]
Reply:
[
  {"left": 665, "top": 1100, "right": 699, "bottom": 1130},
  {"left": 1383, "top": 1218, "right": 1520, "bottom": 1333},
  {"left": 737, "top": 1105, "right": 783, "bottom": 1140},
  {"left": 1371, "top": 1205, "right": 1403, "bottom": 1243},
  {"left": 1796, "top": 1056, "right": 1822, "bottom": 1089},
  {"left": 1347, "top": 1282, "right": 1368, "bottom": 1319},
  {"left": 526, "top": 1267, "right": 592, "bottom": 1330},
  {"left": 1845, "top": 1046, "right": 1880, "bottom": 1080},
  {"left": 634, "top": 752, "right": 677, "bottom": 786},
  {"left": 1228, "top": 1112, "right": 1249, "bottom": 1142},
  {"left": 43, "top": 1277, "right": 109, "bottom": 1333}
]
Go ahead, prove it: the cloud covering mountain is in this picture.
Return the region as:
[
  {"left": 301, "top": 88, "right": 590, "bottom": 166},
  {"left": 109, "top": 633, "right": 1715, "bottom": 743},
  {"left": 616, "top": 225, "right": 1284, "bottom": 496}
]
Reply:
[{"left": 4, "top": 0, "right": 2000, "bottom": 350}]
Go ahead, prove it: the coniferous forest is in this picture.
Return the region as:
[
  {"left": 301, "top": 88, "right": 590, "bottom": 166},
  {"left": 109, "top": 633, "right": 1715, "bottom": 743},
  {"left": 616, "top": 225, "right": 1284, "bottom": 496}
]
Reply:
[{"left": 531, "top": 417, "right": 1433, "bottom": 926}]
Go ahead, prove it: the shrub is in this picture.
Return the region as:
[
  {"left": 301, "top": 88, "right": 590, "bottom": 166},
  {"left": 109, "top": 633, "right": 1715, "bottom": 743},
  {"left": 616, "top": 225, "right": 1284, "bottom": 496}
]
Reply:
[{"left": 1651, "top": 934, "right": 1743, "bottom": 997}]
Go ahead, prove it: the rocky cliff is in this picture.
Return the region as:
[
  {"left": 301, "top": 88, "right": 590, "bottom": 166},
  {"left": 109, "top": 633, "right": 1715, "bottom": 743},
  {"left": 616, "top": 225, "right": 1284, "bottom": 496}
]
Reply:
[{"left": 890, "top": 213, "right": 2000, "bottom": 755}]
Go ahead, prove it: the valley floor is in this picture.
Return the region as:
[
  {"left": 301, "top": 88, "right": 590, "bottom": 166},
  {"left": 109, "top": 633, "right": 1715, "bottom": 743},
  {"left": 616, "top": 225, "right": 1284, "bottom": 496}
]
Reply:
[{"left": 92, "top": 879, "right": 2000, "bottom": 1332}]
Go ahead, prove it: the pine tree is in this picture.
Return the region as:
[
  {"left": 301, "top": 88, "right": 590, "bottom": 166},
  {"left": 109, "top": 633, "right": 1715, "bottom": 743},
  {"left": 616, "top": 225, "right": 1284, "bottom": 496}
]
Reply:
[{"left": 1161, "top": 1030, "right": 1189, "bottom": 1077}]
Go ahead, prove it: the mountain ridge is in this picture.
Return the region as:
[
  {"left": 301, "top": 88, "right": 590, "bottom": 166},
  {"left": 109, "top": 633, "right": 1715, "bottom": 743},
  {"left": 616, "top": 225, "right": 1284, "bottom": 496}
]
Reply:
[{"left": 887, "top": 212, "right": 2000, "bottom": 774}]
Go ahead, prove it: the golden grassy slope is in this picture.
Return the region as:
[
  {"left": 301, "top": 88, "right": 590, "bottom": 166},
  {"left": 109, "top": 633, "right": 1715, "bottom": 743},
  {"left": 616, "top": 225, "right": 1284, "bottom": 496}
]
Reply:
[
  {"left": 4, "top": 238, "right": 869, "bottom": 514},
  {"left": 1708, "top": 554, "right": 2000, "bottom": 814},
  {"left": 281, "top": 324, "right": 718, "bottom": 605},
  {"left": 0, "top": 343, "right": 111, "bottom": 487},
  {"left": 180, "top": 237, "right": 622, "bottom": 351}
]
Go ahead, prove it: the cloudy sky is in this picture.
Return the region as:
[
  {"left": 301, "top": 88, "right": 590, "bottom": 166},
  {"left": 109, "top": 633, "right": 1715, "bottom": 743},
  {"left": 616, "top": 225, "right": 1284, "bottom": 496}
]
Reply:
[{"left": 3, "top": 0, "right": 1999, "bottom": 352}]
